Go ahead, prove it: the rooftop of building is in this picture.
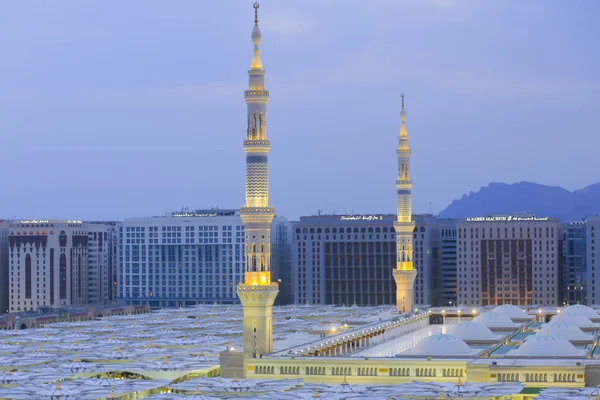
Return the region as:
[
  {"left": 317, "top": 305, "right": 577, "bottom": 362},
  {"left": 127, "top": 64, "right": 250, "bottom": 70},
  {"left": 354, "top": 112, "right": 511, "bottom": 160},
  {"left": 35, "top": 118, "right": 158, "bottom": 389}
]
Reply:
[
  {"left": 3, "top": 303, "right": 600, "bottom": 397},
  {"left": 10, "top": 219, "right": 84, "bottom": 227},
  {"left": 297, "top": 213, "right": 396, "bottom": 224},
  {"left": 121, "top": 208, "right": 247, "bottom": 224}
]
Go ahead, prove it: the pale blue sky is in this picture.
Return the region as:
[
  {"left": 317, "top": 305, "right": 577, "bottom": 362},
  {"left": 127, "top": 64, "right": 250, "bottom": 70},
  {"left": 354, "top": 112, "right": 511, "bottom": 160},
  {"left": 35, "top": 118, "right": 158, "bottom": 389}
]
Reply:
[{"left": 1, "top": 1, "right": 598, "bottom": 220}]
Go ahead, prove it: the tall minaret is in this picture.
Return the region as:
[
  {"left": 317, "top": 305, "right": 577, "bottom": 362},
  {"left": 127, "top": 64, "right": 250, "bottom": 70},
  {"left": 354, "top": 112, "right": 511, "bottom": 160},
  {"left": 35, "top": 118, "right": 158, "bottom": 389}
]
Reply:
[
  {"left": 237, "top": 2, "right": 278, "bottom": 358},
  {"left": 393, "top": 94, "right": 417, "bottom": 313}
]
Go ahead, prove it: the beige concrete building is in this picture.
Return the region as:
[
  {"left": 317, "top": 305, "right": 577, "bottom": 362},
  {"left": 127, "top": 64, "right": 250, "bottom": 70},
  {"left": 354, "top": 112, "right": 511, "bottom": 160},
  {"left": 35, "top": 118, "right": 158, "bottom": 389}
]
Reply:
[
  {"left": 8, "top": 220, "right": 88, "bottom": 312},
  {"left": 456, "top": 215, "right": 562, "bottom": 307}
]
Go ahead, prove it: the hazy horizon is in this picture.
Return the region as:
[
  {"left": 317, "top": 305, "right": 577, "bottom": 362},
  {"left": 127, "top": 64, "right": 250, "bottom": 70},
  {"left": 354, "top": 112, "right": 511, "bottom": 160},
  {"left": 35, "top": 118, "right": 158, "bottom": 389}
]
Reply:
[{"left": 2, "top": 1, "right": 598, "bottom": 221}]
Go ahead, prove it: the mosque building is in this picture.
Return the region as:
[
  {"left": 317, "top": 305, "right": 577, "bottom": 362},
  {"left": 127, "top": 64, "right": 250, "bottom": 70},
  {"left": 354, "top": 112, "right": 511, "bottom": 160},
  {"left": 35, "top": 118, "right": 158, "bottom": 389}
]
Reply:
[{"left": 220, "top": 3, "right": 600, "bottom": 393}]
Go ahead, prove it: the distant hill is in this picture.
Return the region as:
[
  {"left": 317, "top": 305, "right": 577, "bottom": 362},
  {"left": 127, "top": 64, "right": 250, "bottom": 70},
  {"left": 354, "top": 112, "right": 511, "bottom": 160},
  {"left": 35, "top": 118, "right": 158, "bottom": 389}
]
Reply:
[{"left": 438, "top": 181, "right": 600, "bottom": 222}]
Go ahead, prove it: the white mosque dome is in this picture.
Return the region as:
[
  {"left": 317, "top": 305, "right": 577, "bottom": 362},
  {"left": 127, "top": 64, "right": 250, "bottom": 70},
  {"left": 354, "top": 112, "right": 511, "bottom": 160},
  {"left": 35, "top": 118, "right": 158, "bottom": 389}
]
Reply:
[
  {"left": 563, "top": 304, "right": 598, "bottom": 319},
  {"left": 404, "top": 334, "right": 472, "bottom": 356},
  {"left": 445, "top": 322, "right": 496, "bottom": 341},
  {"left": 493, "top": 304, "right": 528, "bottom": 319},
  {"left": 472, "top": 311, "right": 516, "bottom": 328},
  {"left": 534, "top": 323, "right": 589, "bottom": 341},
  {"left": 550, "top": 312, "right": 596, "bottom": 328},
  {"left": 513, "top": 334, "right": 579, "bottom": 357}
]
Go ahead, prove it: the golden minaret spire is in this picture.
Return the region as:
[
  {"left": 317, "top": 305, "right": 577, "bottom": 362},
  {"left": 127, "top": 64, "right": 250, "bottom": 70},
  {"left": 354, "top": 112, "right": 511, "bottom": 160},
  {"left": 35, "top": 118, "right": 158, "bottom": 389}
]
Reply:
[
  {"left": 237, "top": 1, "right": 279, "bottom": 358},
  {"left": 393, "top": 94, "right": 417, "bottom": 313}
]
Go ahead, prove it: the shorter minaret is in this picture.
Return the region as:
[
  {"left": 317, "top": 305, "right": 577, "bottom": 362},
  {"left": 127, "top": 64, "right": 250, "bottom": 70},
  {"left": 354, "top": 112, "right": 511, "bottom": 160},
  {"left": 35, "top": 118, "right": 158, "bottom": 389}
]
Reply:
[
  {"left": 393, "top": 94, "right": 417, "bottom": 313},
  {"left": 237, "top": 2, "right": 279, "bottom": 358}
]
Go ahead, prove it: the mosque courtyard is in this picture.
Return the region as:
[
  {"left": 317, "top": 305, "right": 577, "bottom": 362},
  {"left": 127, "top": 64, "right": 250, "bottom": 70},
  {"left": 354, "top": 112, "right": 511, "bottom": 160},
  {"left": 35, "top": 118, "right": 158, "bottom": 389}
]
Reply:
[{"left": 2, "top": 303, "right": 600, "bottom": 399}]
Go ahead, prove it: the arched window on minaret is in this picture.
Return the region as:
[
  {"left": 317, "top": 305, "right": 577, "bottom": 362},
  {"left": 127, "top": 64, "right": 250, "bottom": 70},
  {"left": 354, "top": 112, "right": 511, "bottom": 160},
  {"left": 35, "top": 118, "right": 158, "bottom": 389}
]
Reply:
[
  {"left": 261, "top": 257, "right": 265, "bottom": 271},
  {"left": 247, "top": 114, "right": 251, "bottom": 138},
  {"left": 252, "top": 243, "right": 256, "bottom": 254},
  {"left": 259, "top": 113, "right": 263, "bottom": 139},
  {"left": 261, "top": 244, "right": 265, "bottom": 254},
  {"left": 401, "top": 245, "right": 406, "bottom": 262},
  {"left": 252, "top": 255, "right": 257, "bottom": 271},
  {"left": 252, "top": 113, "right": 257, "bottom": 138}
]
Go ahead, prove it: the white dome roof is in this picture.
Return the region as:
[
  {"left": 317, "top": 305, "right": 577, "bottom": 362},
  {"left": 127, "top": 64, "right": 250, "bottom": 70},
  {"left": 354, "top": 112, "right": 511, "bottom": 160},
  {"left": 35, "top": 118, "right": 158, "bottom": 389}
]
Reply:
[
  {"left": 472, "top": 311, "right": 516, "bottom": 328},
  {"left": 404, "top": 334, "right": 472, "bottom": 356},
  {"left": 445, "top": 322, "right": 496, "bottom": 341},
  {"left": 563, "top": 304, "right": 598, "bottom": 319},
  {"left": 513, "top": 334, "right": 579, "bottom": 356},
  {"left": 550, "top": 312, "right": 596, "bottom": 328},
  {"left": 535, "top": 323, "right": 589, "bottom": 340},
  {"left": 493, "top": 304, "right": 528, "bottom": 319}
]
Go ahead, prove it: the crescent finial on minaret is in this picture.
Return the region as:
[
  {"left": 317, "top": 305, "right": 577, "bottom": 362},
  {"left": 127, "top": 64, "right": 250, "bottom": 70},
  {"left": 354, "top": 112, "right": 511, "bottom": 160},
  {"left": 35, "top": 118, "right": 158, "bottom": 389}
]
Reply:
[
  {"left": 251, "top": 2, "right": 262, "bottom": 69},
  {"left": 253, "top": 2, "right": 260, "bottom": 25}
]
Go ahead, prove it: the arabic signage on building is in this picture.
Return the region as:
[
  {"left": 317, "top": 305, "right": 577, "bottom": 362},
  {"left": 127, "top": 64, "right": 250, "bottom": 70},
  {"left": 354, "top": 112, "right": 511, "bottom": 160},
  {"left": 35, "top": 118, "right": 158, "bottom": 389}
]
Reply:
[
  {"left": 18, "top": 219, "right": 83, "bottom": 224},
  {"left": 340, "top": 215, "right": 384, "bottom": 221},
  {"left": 172, "top": 212, "right": 218, "bottom": 218},
  {"left": 466, "top": 216, "right": 549, "bottom": 222}
]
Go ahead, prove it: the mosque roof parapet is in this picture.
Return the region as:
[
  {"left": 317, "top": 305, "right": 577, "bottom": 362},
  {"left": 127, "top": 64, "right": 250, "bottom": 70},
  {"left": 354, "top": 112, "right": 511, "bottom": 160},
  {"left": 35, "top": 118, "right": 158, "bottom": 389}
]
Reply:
[{"left": 270, "top": 311, "right": 429, "bottom": 358}]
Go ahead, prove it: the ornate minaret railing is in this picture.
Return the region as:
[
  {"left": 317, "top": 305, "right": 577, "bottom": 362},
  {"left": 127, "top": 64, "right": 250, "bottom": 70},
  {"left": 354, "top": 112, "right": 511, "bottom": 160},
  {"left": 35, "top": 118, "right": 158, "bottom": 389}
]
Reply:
[
  {"left": 393, "top": 94, "right": 417, "bottom": 313},
  {"left": 237, "top": 2, "right": 279, "bottom": 357}
]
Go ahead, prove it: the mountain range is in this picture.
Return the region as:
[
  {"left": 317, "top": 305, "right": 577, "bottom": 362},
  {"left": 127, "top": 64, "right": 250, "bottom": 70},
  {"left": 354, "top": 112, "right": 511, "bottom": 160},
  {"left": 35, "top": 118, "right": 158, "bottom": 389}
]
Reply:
[{"left": 438, "top": 181, "right": 600, "bottom": 222}]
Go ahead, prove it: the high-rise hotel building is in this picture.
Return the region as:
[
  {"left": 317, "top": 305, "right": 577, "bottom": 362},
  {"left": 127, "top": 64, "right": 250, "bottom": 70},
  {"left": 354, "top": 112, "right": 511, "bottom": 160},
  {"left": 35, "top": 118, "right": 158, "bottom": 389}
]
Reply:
[
  {"left": 8, "top": 220, "right": 89, "bottom": 312},
  {"left": 117, "top": 209, "right": 291, "bottom": 308},
  {"left": 456, "top": 214, "right": 562, "bottom": 307},
  {"left": 439, "top": 219, "right": 458, "bottom": 307},
  {"left": 0, "top": 220, "right": 9, "bottom": 313},
  {"left": 293, "top": 214, "right": 397, "bottom": 306},
  {"left": 562, "top": 221, "right": 587, "bottom": 305},
  {"left": 292, "top": 213, "right": 445, "bottom": 307},
  {"left": 87, "top": 222, "right": 121, "bottom": 305},
  {"left": 118, "top": 209, "right": 245, "bottom": 308},
  {"left": 585, "top": 216, "right": 600, "bottom": 305},
  {"left": 412, "top": 214, "right": 440, "bottom": 307}
]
